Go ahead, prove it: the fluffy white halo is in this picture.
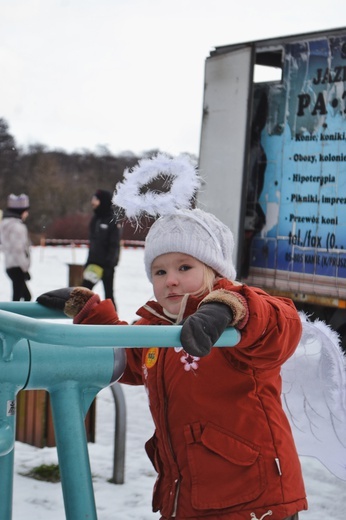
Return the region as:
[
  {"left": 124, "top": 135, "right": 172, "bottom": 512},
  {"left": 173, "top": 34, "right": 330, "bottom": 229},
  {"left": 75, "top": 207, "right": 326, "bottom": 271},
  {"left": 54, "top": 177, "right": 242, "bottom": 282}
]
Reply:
[{"left": 112, "top": 153, "right": 200, "bottom": 220}]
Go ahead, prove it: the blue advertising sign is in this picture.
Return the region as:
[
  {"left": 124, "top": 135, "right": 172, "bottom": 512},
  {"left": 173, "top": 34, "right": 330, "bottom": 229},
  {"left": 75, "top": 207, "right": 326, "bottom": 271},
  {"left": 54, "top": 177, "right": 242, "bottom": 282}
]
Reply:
[{"left": 245, "top": 36, "right": 346, "bottom": 299}]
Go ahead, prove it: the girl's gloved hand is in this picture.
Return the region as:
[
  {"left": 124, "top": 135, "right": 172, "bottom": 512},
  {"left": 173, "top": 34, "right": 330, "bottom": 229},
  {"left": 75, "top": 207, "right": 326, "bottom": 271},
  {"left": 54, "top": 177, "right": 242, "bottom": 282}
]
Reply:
[
  {"left": 180, "top": 302, "right": 233, "bottom": 357},
  {"left": 36, "top": 287, "right": 96, "bottom": 318}
]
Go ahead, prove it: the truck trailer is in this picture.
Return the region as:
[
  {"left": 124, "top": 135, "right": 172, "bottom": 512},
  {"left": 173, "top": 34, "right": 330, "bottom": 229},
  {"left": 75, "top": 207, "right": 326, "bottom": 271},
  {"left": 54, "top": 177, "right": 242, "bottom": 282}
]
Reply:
[{"left": 198, "top": 27, "right": 346, "bottom": 350}]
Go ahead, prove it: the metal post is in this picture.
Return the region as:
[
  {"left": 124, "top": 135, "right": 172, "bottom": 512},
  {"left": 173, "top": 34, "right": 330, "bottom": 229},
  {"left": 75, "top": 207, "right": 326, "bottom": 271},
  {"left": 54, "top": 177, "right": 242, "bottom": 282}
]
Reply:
[
  {"left": 109, "top": 383, "right": 126, "bottom": 484},
  {"left": 50, "top": 385, "right": 98, "bottom": 520},
  {"left": 0, "top": 338, "right": 30, "bottom": 520}
]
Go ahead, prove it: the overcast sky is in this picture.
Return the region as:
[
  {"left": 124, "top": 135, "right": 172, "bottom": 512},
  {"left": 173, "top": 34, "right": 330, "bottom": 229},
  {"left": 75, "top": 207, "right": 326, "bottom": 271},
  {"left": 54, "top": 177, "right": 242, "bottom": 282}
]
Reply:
[{"left": 1, "top": 0, "right": 345, "bottom": 157}]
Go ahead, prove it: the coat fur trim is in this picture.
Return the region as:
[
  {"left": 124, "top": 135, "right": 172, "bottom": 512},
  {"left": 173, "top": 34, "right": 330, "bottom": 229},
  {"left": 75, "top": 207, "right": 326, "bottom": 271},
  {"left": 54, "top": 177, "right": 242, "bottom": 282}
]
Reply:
[{"left": 200, "top": 289, "right": 249, "bottom": 329}]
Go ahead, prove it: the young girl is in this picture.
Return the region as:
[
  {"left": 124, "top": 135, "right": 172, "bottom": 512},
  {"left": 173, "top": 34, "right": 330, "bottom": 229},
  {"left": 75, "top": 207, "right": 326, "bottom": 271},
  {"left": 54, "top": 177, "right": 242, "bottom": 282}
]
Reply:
[{"left": 38, "top": 207, "right": 307, "bottom": 520}]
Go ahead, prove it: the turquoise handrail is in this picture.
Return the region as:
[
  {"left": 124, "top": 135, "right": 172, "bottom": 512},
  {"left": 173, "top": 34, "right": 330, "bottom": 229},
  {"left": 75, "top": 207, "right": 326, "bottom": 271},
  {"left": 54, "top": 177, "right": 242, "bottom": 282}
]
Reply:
[
  {"left": 0, "top": 301, "right": 240, "bottom": 519},
  {"left": 0, "top": 302, "right": 240, "bottom": 350}
]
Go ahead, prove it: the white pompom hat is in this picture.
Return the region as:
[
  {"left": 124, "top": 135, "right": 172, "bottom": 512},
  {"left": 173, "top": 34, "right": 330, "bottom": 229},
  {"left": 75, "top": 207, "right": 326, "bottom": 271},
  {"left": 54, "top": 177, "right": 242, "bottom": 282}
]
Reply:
[{"left": 144, "top": 208, "right": 237, "bottom": 282}]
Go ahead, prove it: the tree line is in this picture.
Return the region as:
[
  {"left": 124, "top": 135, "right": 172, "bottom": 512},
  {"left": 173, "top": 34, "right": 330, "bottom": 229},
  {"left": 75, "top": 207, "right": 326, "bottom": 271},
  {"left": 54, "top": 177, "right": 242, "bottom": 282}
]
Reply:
[{"left": 0, "top": 118, "right": 196, "bottom": 244}]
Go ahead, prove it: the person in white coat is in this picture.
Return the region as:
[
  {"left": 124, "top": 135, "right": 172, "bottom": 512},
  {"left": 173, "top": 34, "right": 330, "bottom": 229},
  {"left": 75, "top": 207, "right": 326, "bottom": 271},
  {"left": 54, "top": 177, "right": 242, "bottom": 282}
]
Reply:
[{"left": 0, "top": 194, "right": 31, "bottom": 301}]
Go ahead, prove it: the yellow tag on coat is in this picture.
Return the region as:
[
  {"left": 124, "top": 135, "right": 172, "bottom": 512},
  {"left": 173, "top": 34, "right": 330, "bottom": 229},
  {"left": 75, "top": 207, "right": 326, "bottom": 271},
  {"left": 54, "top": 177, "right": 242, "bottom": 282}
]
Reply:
[{"left": 145, "top": 348, "right": 159, "bottom": 369}]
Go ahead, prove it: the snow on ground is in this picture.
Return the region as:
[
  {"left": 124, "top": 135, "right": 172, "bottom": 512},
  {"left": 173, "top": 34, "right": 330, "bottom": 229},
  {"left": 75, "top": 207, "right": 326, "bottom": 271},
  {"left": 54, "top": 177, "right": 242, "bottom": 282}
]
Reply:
[{"left": 0, "top": 246, "right": 345, "bottom": 519}]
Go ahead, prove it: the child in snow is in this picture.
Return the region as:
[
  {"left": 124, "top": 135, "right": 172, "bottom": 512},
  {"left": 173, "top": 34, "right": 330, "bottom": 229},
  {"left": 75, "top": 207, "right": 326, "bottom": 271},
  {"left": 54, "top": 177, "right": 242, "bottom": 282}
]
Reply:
[
  {"left": 37, "top": 206, "right": 307, "bottom": 520},
  {"left": 0, "top": 194, "right": 31, "bottom": 301}
]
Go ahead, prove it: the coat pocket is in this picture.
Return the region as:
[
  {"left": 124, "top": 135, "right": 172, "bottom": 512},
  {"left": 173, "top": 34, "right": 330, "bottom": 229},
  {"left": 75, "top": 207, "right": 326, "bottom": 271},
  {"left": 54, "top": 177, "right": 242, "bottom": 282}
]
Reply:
[
  {"left": 145, "top": 434, "right": 160, "bottom": 472},
  {"left": 145, "top": 434, "right": 163, "bottom": 513},
  {"left": 184, "top": 422, "right": 267, "bottom": 510}
]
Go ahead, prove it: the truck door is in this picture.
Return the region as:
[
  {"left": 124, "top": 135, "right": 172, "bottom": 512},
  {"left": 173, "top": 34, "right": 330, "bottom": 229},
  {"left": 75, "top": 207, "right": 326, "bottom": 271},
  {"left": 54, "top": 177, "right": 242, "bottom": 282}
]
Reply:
[{"left": 198, "top": 45, "right": 253, "bottom": 270}]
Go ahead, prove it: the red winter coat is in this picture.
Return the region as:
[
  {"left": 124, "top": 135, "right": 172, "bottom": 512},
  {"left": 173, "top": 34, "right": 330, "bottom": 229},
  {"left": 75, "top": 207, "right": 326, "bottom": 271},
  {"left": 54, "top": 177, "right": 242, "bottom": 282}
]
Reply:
[{"left": 78, "top": 279, "right": 307, "bottom": 520}]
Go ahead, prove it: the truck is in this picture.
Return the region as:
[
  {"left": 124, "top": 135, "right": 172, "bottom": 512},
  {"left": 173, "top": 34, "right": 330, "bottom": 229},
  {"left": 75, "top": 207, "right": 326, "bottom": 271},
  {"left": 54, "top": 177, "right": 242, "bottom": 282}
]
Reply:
[{"left": 197, "top": 27, "right": 346, "bottom": 350}]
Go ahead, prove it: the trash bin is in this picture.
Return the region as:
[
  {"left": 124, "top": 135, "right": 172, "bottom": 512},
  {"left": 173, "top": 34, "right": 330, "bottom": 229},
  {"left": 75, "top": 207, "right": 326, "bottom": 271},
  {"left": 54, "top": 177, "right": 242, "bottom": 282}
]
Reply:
[
  {"left": 68, "top": 264, "right": 85, "bottom": 286},
  {"left": 16, "top": 390, "right": 96, "bottom": 448},
  {"left": 16, "top": 390, "right": 51, "bottom": 447}
]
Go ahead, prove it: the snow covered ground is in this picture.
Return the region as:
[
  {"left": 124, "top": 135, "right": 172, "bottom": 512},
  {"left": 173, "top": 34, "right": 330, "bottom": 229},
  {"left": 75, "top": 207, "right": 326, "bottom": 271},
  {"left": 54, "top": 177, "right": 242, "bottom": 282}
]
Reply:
[{"left": 0, "top": 246, "right": 345, "bottom": 519}]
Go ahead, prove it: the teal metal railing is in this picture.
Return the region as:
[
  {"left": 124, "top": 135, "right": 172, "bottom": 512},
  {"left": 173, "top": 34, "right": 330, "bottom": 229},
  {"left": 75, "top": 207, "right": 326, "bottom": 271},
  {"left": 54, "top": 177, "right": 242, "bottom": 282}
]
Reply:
[{"left": 0, "top": 302, "right": 240, "bottom": 519}]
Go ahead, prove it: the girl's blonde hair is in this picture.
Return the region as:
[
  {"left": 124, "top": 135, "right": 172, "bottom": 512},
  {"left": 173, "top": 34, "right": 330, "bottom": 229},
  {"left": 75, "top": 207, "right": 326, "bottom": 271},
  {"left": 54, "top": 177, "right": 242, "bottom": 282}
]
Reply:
[
  {"left": 194, "top": 264, "right": 217, "bottom": 297},
  {"left": 175, "top": 264, "right": 218, "bottom": 323}
]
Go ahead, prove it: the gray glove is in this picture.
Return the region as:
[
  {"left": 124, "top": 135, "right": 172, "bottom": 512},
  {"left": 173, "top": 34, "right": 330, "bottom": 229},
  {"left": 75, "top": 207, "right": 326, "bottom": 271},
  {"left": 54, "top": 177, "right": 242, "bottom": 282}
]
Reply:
[{"left": 180, "top": 302, "right": 233, "bottom": 357}]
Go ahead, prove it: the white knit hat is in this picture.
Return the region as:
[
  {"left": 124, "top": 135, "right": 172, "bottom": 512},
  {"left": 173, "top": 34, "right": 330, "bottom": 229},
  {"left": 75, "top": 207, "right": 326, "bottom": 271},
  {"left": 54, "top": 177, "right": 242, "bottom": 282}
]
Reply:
[{"left": 144, "top": 208, "right": 236, "bottom": 282}]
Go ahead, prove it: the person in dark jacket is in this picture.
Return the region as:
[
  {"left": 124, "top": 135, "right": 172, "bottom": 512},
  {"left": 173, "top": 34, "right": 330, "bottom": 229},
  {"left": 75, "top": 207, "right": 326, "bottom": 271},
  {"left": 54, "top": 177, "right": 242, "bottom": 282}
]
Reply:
[{"left": 81, "top": 189, "right": 121, "bottom": 308}]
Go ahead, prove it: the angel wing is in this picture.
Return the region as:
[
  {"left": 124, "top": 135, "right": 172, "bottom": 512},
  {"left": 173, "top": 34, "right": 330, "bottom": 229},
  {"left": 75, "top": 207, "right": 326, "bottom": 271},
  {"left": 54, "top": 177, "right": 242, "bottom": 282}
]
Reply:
[{"left": 281, "top": 313, "right": 346, "bottom": 481}]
